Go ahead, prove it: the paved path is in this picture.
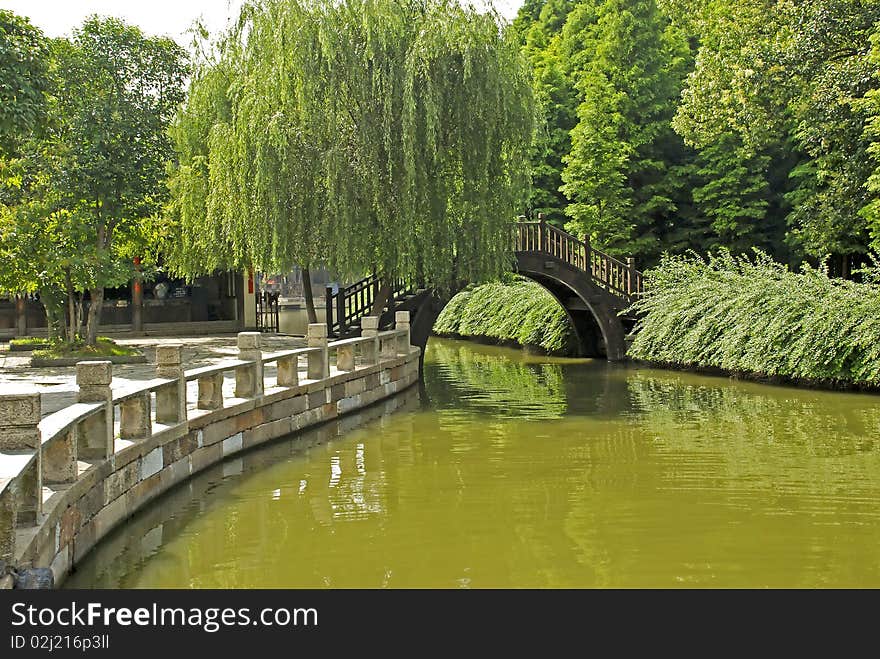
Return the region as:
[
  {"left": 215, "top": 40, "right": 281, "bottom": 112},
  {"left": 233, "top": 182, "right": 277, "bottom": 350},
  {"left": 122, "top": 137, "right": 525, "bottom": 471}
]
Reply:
[{"left": 0, "top": 334, "right": 306, "bottom": 417}]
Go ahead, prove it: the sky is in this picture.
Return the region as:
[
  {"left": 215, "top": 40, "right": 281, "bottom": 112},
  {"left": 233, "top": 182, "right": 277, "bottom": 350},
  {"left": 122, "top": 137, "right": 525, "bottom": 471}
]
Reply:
[{"left": 0, "top": 0, "right": 524, "bottom": 43}]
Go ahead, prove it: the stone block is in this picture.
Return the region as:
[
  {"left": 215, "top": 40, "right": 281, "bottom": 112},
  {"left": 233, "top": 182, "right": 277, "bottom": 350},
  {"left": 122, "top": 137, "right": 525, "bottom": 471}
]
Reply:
[
  {"left": 0, "top": 393, "right": 40, "bottom": 426},
  {"left": 330, "top": 383, "right": 346, "bottom": 403},
  {"left": 345, "top": 377, "right": 366, "bottom": 397},
  {"left": 267, "top": 395, "right": 307, "bottom": 423},
  {"left": 140, "top": 447, "right": 163, "bottom": 481},
  {"left": 103, "top": 461, "right": 139, "bottom": 506},
  {"left": 237, "top": 332, "right": 262, "bottom": 351},
  {"left": 222, "top": 432, "right": 243, "bottom": 457},
  {"left": 59, "top": 505, "right": 81, "bottom": 548},
  {"left": 190, "top": 443, "right": 222, "bottom": 475},
  {"left": 163, "top": 433, "right": 199, "bottom": 467},
  {"left": 76, "top": 361, "right": 112, "bottom": 387},
  {"left": 120, "top": 394, "right": 151, "bottom": 440},
  {"left": 308, "top": 390, "right": 326, "bottom": 410},
  {"left": 197, "top": 372, "right": 224, "bottom": 410}
]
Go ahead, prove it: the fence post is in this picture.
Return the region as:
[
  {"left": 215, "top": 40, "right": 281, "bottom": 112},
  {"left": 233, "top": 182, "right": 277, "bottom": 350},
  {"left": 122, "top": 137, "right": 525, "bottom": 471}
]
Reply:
[
  {"left": 361, "top": 316, "right": 380, "bottom": 365},
  {"left": 538, "top": 212, "right": 546, "bottom": 253},
  {"left": 156, "top": 344, "right": 186, "bottom": 424},
  {"left": 119, "top": 393, "right": 151, "bottom": 441},
  {"left": 76, "top": 361, "right": 113, "bottom": 460},
  {"left": 584, "top": 235, "right": 592, "bottom": 278},
  {"left": 307, "top": 324, "right": 329, "bottom": 380},
  {"left": 0, "top": 391, "right": 42, "bottom": 530},
  {"left": 626, "top": 257, "right": 635, "bottom": 296},
  {"left": 325, "top": 287, "right": 334, "bottom": 337},
  {"left": 235, "top": 332, "right": 264, "bottom": 398},
  {"left": 336, "top": 289, "right": 347, "bottom": 335},
  {"left": 395, "top": 311, "right": 411, "bottom": 355}
]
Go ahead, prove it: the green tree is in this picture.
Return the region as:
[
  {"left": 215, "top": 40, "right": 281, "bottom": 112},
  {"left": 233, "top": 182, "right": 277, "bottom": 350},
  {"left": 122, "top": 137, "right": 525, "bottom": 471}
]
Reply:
[
  {"left": 169, "top": 0, "right": 534, "bottom": 318},
  {"left": 0, "top": 10, "right": 51, "bottom": 156},
  {"left": 560, "top": 0, "right": 693, "bottom": 261},
  {"left": 673, "top": 0, "right": 880, "bottom": 272},
  {"left": 56, "top": 17, "right": 187, "bottom": 344}
]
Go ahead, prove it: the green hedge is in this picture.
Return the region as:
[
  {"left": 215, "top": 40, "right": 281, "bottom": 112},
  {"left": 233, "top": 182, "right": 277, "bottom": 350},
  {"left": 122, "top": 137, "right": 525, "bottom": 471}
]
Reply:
[
  {"left": 628, "top": 250, "right": 880, "bottom": 385},
  {"left": 433, "top": 277, "right": 576, "bottom": 355}
]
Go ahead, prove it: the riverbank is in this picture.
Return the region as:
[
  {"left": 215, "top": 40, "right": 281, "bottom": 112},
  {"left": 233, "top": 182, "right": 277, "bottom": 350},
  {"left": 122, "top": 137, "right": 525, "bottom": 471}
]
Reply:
[
  {"left": 67, "top": 337, "right": 880, "bottom": 588},
  {"left": 628, "top": 250, "right": 880, "bottom": 388}
]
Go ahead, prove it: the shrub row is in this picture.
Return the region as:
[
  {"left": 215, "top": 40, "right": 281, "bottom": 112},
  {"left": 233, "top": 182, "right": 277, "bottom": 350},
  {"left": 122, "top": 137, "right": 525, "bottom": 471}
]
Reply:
[
  {"left": 628, "top": 250, "right": 880, "bottom": 385},
  {"left": 433, "top": 277, "right": 576, "bottom": 355}
]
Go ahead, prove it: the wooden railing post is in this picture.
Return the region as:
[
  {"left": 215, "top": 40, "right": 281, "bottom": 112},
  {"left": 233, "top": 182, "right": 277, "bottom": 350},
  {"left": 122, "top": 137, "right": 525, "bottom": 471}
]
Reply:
[
  {"left": 235, "top": 332, "right": 264, "bottom": 398},
  {"left": 337, "top": 288, "right": 347, "bottom": 335},
  {"left": 538, "top": 212, "right": 546, "bottom": 253},
  {"left": 0, "top": 391, "right": 42, "bottom": 528},
  {"left": 307, "top": 324, "right": 329, "bottom": 380},
  {"left": 361, "top": 316, "right": 380, "bottom": 365},
  {"left": 626, "top": 257, "right": 636, "bottom": 297},
  {"left": 156, "top": 344, "right": 186, "bottom": 424},
  {"left": 76, "top": 361, "right": 113, "bottom": 460},
  {"left": 584, "top": 235, "right": 592, "bottom": 279},
  {"left": 325, "top": 286, "right": 334, "bottom": 337}
]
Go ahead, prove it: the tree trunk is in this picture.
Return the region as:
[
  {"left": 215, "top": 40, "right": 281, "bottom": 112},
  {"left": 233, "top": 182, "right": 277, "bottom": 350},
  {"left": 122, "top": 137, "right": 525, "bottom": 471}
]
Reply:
[
  {"left": 40, "top": 286, "right": 65, "bottom": 342},
  {"left": 301, "top": 266, "right": 318, "bottom": 325},
  {"left": 841, "top": 254, "right": 851, "bottom": 280},
  {"left": 85, "top": 287, "right": 104, "bottom": 346},
  {"left": 371, "top": 280, "right": 392, "bottom": 317}
]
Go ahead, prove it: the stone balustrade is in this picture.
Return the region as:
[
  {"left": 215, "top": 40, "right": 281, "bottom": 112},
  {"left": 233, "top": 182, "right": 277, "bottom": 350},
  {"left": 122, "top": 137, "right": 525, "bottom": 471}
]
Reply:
[{"left": 0, "top": 315, "right": 418, "bottom": 589}]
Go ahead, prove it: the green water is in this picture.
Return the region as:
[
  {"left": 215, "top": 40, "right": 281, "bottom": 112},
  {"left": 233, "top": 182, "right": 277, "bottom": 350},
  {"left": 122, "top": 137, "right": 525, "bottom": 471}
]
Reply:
[{"left": 67, "top": 338, "right": 880, "bottom": 588}]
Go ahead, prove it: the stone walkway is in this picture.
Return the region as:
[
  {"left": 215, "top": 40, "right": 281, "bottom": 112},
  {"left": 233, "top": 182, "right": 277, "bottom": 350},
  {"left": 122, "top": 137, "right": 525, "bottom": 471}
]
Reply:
[{"left": 0, "top": 334, "right": 306, "bottom": 417}]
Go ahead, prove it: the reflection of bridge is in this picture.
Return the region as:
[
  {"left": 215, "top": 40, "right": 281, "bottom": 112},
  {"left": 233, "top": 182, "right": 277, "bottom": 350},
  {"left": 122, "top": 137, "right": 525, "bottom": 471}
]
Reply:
[{"left": 326, "top": 219, "right": 644, "bottom": 362}]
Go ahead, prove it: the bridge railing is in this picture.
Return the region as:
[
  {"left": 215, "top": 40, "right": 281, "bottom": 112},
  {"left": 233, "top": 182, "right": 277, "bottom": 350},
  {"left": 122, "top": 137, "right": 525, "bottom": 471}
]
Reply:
[
  {"left": 0, "top": 314, "right": 413, "bottom": 578},
  {"left": 515, "top": 219, "right": 644, "bottom": 301},
  {"left": 326, "top": 276, "right": 418, "bottom": 338}
]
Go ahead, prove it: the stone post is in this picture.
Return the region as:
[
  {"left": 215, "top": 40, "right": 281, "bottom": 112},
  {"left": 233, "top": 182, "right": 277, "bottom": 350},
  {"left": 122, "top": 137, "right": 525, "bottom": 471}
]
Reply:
[
  {"left": 76, "top": 361, "right": 114, "bottom": 460},
  {"left": 336, "top": 343, "right": 355, "bottom": 372},
  {"left": 197, "top": 373, "right": 224, "bottom": 410},
  {"left": 119, "top": 394, "right": 151, "bottom": 440},
  {"left": 395, "top": 311, "right": 411, "bottom": 356},
  {"left": 0, "top": 392, "right": 42, "bottom": 528},
  {"left": 307, "top": 324, "right": 329, "bottom": 380},
  {"left": 235, "top": 332, "right": 264, "bottom": 398},
  {"left": 0, "top": 485, "right": 14, "bottom": 564},
  {"left": 276, "top": 353, "right": 299, "bottom": 388},
  {"left": 361, "top": 316, "right": 380, "bottom": 365},
  {"left": 156, "top": 344, "right": 186, "bottom": 424}
]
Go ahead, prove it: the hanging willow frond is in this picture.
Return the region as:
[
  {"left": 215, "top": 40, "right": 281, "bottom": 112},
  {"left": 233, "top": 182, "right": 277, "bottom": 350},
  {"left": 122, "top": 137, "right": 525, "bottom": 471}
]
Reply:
[{"left": 167, "top": 0, "right": 535, "bottom": 290}]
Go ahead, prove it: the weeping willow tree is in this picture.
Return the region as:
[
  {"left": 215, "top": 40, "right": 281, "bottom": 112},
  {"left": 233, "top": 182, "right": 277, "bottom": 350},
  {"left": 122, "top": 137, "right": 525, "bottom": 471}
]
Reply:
[{"left": 167, "top": 0, "right": 535, "bottom": 320}]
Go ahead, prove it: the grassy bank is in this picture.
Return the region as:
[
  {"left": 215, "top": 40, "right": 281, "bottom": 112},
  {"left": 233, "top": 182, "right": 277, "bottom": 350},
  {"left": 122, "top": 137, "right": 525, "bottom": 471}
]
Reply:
[
  {"left": 628, "top": 250, "right": 880, "bottom": 387},
  {"left": 32, "top": 337, "right": 142, "bottom": 360},
  {"left": 433, "top": 277, "right": 576, "bottom": 355}
]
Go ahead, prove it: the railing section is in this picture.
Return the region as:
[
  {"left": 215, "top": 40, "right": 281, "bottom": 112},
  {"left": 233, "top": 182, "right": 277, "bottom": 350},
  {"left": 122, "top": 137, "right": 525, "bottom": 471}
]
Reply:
[
  {"left": 0, "top": 313, "right": 414, "bottom": 573},
  {"left": 514, "top": 220, "right": 644, "bottom": 301}
]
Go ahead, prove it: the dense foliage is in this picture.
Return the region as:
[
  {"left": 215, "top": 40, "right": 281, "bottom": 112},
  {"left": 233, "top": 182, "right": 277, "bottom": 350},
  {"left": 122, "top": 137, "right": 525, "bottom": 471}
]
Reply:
[
  {"left": 433, "top": 277, "right": 576, "bottom": 355},
  {"left": 0, "top": 14, "right": 187, "bottom": 343},
  {"left": 514, "top": 0, "right": 880, "bottom": 271},
  {"left": 168, "top": 0, "right": 534, "bottom": 308},
  {"left": 628, "top": 251, "right": 880, "bottom": 385}
]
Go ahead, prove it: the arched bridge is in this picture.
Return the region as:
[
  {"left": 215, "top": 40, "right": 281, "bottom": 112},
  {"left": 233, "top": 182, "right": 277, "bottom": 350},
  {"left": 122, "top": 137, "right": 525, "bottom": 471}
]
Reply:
[{"left": 326, "top": 219, "right": 644, "bottom": 364}]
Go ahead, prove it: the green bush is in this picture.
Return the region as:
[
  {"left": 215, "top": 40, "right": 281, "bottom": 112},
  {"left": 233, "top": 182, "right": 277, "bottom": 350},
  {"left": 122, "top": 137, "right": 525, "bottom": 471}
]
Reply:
[
  {"left": 628, "top": 250, "right": 880, "bottom": 385},
  {"left": 433, "top": 277, "right": 576, "bottom": 355}
]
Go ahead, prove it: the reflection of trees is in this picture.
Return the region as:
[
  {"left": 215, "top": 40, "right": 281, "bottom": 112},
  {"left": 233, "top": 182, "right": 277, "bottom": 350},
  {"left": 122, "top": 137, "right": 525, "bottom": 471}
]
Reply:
[{"left": 424, "top": 339, "right": 567, "bottom": 419}]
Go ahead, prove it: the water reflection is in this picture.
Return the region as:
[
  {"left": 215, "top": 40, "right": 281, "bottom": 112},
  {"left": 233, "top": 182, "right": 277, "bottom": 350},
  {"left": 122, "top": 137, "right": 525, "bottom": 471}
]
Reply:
[{"left": 67, "top": 338, "right": 880, "bottom": 588}]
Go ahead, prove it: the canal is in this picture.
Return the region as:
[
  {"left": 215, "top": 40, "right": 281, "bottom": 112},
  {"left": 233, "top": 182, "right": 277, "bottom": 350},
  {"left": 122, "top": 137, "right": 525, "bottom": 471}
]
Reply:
[{"left": 66, "top": 338, "right": 880, "bottom": 588}]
